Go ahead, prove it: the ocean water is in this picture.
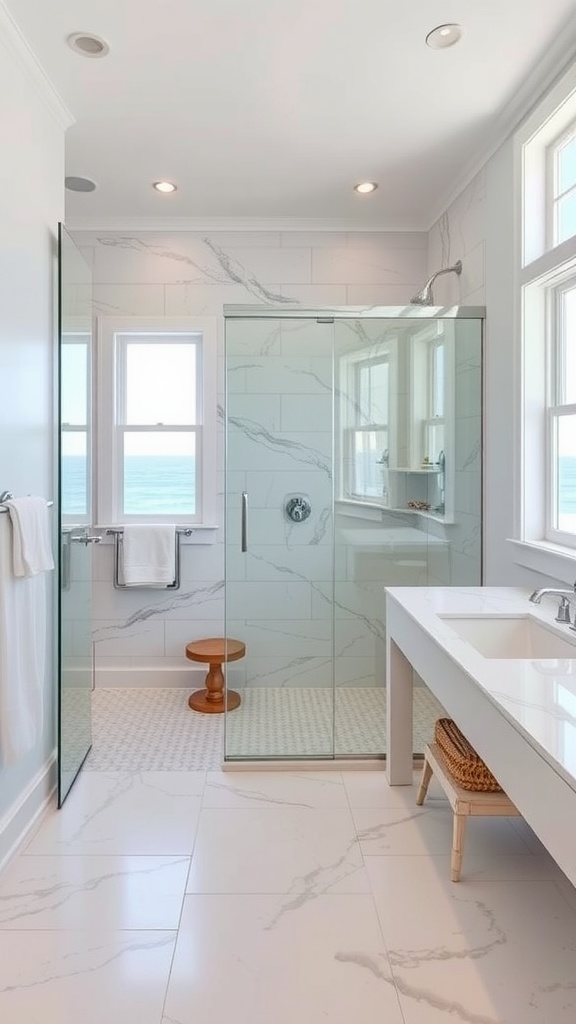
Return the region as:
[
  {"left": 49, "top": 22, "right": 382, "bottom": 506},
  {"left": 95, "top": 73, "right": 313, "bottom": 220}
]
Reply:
[
  {"left": 61, "top": 454, "right": 576, "bottom": 521},
  {"left": 62, "top": 455, "right": 195, "bottom": 516}
]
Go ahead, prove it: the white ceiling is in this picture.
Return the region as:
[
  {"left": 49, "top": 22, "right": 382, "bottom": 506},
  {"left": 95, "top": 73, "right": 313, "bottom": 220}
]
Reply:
[{"left": 6, "top": 0, "right": 576, "bottom": 229}]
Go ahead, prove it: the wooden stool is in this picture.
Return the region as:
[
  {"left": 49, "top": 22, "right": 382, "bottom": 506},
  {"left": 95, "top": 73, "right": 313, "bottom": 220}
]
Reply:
[
  {"left": 185, "top": 638, "right": 244, "bottom": 714},
  {"left": 416, "top": 743, "right": 521, "bottom": 882}
]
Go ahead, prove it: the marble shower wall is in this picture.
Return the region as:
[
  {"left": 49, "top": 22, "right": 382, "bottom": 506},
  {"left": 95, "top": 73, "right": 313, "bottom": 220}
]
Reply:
[
  {"left": 71, "top": 230, "right": 429, "bottom": 686},
  {"left": 426, "top": 170, "right": 486, "bottom": 584}
]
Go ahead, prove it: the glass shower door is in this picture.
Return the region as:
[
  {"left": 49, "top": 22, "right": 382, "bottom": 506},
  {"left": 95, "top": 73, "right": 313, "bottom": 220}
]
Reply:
[
  {"left": 224, "top": 316, "right": 335, "bottom": 759},
  {"left": 58, "top": 225, "right": 94, "bottom": 804}
]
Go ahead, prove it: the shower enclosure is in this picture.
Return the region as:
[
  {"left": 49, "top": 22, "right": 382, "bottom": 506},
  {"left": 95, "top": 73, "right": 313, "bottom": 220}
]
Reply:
[{"left": 223, "top": 307, "right": 483, "bottom": 760}]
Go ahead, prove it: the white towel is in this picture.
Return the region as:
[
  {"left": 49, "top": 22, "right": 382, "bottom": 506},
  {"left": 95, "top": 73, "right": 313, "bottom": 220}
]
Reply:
[
  {"left": 5, "top": 497, "right": 54, "bottom": 578},
  {"left": 0, "top": 514, "right": 46, "bottom": 762},
  {"left": 122, "top": 525, "right": 176, "bottom": 586}
]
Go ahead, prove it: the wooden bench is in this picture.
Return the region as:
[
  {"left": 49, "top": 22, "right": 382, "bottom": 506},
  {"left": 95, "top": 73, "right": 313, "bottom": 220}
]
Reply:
[{"left": 416, "top": 742, "right": 521, "bottom": 881}]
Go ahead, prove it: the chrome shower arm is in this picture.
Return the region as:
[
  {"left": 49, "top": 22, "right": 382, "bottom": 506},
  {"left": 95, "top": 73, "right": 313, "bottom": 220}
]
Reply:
[{"left": 410, "top": 259, "right": 462, "bottom": 306}]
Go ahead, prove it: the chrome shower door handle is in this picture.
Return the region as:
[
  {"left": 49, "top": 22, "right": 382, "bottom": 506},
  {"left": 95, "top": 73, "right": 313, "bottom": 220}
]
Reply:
[{"left": 241, "top": 492, "right": 248, "bottom": 552}]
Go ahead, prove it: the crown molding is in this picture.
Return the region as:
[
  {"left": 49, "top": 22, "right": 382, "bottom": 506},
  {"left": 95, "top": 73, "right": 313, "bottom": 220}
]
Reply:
[
  {"left": 64, "top": 215, "right": 426, "bottom": 233},
  {"left": 426, "top": 12, "right": 576, "bottom": 231},
  {"left": 0, "top": 0, "right": 73, "bottom": 130}
]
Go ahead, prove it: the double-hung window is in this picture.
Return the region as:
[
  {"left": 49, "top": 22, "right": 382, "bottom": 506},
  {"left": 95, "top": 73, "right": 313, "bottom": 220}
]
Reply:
[
  {"left": 548, "top": 125, "right": 576, "bottom": 247},
  {"left": 515, "top": 67, "right": 576, "bottom": 577},
  {"left": 97, "top": 317, "right": 216, "bottom": 525},
  {"left": 547, "top": 279, "right": 576, "bottom": 544},
  {"left": 345, "top": 356, "right": 390, "bottom": 501}
]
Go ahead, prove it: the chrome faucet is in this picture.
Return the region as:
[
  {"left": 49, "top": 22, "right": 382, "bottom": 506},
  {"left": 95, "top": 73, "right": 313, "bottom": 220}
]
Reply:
[{"left": 529, "top": 582, "right": 576, "bottom": 625}]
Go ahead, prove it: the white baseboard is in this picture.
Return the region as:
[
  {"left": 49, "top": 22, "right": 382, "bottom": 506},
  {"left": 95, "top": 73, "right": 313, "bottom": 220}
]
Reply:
[
  {"left": 0, "top": 752, "right": 57, "bottom": 874},
  {"left": 95, "top": 666, "right": 205, "bottom": 688}
]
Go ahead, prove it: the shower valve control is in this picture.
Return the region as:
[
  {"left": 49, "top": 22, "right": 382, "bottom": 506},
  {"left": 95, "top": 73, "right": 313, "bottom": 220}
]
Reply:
[{"left": 285, "top": 497, "right": 312, "bottom": 523}]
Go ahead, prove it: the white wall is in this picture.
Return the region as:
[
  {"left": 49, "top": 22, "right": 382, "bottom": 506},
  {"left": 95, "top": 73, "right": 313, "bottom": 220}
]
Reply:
[{"left": 0, "top": 7, "right": 67, "bottom": 861}]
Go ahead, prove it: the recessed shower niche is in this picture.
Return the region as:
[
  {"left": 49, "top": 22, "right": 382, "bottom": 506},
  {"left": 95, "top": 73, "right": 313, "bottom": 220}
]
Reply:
[{"left": 223, "top": 306, "right": 483, "bottom": 760}]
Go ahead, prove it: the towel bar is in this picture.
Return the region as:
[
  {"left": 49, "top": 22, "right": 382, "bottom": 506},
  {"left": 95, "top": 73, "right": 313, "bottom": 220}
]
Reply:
[
  {"left": 0, "top": 492, "right": 54, "bottom": 513},
  {"left": 106, "top": 527, "right": 193, "bottom": 590}
]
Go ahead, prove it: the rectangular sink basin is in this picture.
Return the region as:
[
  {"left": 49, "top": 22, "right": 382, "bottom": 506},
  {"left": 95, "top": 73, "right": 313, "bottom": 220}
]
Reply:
[{"left": 439, "top": 614, "right": 576, "bottom": 659}]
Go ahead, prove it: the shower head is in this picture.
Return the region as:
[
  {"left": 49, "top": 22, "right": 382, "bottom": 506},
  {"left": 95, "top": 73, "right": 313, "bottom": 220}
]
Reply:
[{"left": 410, "top": 259, "right": 462, "bottom": 306}]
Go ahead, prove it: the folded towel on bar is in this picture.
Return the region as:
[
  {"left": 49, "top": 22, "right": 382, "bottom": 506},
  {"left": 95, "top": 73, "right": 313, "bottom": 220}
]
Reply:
[
  {"left": 122, "top": 524, "right": 176, "bottom": 586},
  {"left": 5, "top": 497, "right": 54, "bottom": 578}
]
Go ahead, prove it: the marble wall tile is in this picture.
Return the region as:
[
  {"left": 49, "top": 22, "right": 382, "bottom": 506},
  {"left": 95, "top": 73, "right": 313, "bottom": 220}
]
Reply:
[
  {"left": 242, "top": 655, "right": 333, "bottom": 688},
  {"left": 226, "top": 581, "right": 312, "bottom": 620},
  {"left": 244, "top": 546, "right": 334, "bottom": 582},
  {"left": 223, "top": 619, "right": 332, "bottom": 658},
  {"left": 226, "top": 355, "right": 332, "bottom": 394},
  {"left": 345, "top": 283, "right": 422, "bottom": 305},
  {"left": 93, "top": 619, "right": 165, "bottom": 657},
  {"left": 280, "top": 231, "right": 348, "bottom": 247},
  {"left": 280, "top": 392, "right": 333, "bottom": 430},
  {"left": 346, "top": 231, "right": 427, "bottom": 250},
  {"left": 93, "top": 283, "right": 165, "bottom": 316},
  {"left": 312, "top": 247, "right": 427, "bottom": 285}
]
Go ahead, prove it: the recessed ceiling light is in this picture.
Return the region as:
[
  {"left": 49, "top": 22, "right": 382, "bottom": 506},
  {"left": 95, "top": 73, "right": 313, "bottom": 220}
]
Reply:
[
  {"left": 67, "top": 32, "right": 109, "bottom": 58},
  {"left": 153, "top": 181, "right": 178, "bottom": 193},
  {"left": 354, "top": 181, "right": 378, "bottom": 195},
  {"left": 426, "top": 24, "right": 462, "bottom": 49},
  {"left": 65, "top": 176, "right": 97, "bottom": 192}
]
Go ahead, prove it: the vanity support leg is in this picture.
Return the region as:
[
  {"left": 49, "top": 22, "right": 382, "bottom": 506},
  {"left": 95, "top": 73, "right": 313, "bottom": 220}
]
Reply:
[{"left": 386, "top": 637, "right": 414, "bottom": 785}]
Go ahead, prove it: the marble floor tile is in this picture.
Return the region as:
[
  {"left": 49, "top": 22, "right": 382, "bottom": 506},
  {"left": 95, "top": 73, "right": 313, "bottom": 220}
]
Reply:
[
  {"left": 0, "top": 855, "right": 189, "bottom": 929},
  {"left": 364, "top": 857, "right": 576, "bottom": 1023},
  {"left": 352, "top": 804, "right": 533, "bottom": 860},
  {"left": 203, "top": 769, "right": 349, "bottom": 808},
  {"left": 186, "top": 807, "right": 369, "bottom": 894},
  {"left": 26, "top": 772, "right": 204, "bottom": 856},
  {"left": 342, "top": 769, "right": 446, "bottom": 809},
  {"left": 0, "top": 930, "right": 176, "bottom": 1024},
  {"left": 163, "top": 894, "right": 405, "bottom": 1024}
]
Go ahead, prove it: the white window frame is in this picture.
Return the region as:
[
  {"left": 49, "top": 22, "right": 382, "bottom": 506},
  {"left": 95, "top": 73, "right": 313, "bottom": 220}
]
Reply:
[
  {"left": 512, "top": 62, "right": 576, "bottom": 582},
  {"left": 546, "top": 120, "right": 576, "bottom": 250},
  {"left": 546, "top": 276, "right": 576, "bottom": 547},
  {"left": 60, "top": 327, "right": 91, "bottom": 526},
  {"left": 339, "top": 346, "right": 395, "bottom": 505},
  {"left": 96, "top": 316, "right": 217, "bottom": 526}
]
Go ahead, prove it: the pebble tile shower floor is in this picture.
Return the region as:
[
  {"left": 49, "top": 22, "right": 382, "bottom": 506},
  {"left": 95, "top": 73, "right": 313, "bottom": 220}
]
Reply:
[{"left": 85, "top": 687, "right": 447, "bottom": 770}]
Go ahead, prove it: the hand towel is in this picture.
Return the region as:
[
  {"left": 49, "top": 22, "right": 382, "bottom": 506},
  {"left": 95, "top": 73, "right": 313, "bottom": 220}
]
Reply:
[
  {"left": 122, "top": 524, "right": 176, "bottom": 586},
  {"left": 5, "top": 497, "right": 55, "bottom": 578},
  {"left": 0, "top": 514, "right": 46, "bottom": 762}
]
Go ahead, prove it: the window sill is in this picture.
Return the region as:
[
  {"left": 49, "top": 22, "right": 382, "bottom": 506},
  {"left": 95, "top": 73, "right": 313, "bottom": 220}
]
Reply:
[{"left": 508, "top": 538, "right": 576, "bottom": 584}]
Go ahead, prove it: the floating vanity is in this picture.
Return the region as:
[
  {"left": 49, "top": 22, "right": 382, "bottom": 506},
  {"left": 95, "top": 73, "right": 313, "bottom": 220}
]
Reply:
[{"left": 386, "top": 586, "right": 576, "bottom": 887}]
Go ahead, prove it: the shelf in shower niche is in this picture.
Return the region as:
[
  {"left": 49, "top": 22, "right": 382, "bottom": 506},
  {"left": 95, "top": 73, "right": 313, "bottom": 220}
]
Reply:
[{"left": 389, "top": 467, "right": 443, "bottom": 474}]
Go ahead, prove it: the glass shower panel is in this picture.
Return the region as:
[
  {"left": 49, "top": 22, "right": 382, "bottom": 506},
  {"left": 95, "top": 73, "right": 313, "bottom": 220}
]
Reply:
[
  {"left": 332, "top": 315, "right": 482, "bottom": 757},
  {"left": 224, "top": 317, "right": 335, "bottom": 759}
]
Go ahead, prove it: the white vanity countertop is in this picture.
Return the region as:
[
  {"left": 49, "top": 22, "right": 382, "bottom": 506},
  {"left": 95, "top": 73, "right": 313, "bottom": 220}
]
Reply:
[{"left": 386, "top": 586, "right": 576, "bottom": 791}]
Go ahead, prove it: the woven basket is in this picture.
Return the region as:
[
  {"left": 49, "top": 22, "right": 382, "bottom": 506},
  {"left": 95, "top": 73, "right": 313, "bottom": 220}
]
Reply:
[{"left": 434, "top": 718, "right": 503, "bottom": 793}]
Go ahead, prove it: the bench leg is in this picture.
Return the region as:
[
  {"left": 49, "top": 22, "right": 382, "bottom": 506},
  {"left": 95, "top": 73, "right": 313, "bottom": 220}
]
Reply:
[
  {"left": 416, "top": 758, "right": 433, "bottom": 806},
  {"left": 451, "top": 813, "right": 467, "bottom": 882}
]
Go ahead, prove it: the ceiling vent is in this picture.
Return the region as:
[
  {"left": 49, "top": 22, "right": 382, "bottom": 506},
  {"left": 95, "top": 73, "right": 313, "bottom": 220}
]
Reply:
[
  {"left": 67, "top": 33, "right": 109, "bottom": 58},
  {"left": 65, "top": 176, "right": 97, "bottom": 192}
]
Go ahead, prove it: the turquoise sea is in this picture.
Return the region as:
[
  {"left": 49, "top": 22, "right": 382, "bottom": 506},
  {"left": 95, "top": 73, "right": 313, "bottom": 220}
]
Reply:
[
  {"left": 62, "top": 455, "right": 196, "bottom": 516},
  {"left": 61, "top": 453, "right": 576, "bottom": 519}
]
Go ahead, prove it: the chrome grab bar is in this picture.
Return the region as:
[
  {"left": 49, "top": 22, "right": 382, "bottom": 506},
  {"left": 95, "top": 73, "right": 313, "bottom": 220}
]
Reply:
[{"left": 241, "top": 492, "right": 248, "bottom": 552}]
